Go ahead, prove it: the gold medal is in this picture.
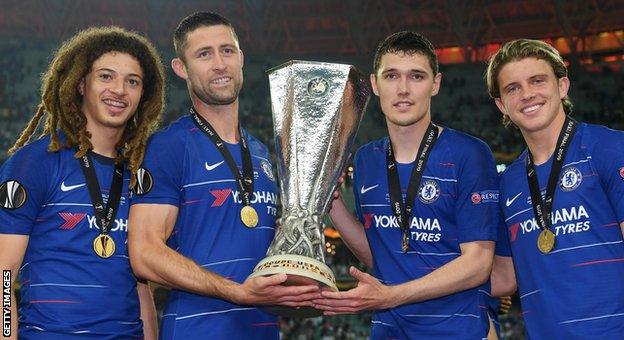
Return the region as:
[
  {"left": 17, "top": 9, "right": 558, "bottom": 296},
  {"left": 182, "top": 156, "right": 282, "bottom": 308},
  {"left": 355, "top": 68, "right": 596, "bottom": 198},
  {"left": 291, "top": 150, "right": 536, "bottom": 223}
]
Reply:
[
  {"left": 93, "top": 234, "right": 116, "bottom": 258},
  {"left": 537, "top": 229, "right": 555, "bottom": 254},
  {"left": 402, "top": 233, "right": 410, "bottom": 253},
  {"left": 240, "top": 205, "right": 258, "bottom": 228}
]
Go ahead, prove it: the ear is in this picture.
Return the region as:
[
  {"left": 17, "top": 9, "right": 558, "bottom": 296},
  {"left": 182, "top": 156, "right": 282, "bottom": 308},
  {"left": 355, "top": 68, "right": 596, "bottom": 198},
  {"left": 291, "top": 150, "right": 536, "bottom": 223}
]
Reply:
[
  {"left": 494, "top": 97, "right": 508, "bottom": 116},
  {"left": 240, "top": 49, "right": 244, "bottom": 68},
  {"left": 78, "top": 78, "right": 85, "bottom": 96},
  {"left": 431, "top": 72, "right": 442, "bottom": 96},
  {"left": 370, "top": 73, "right": 379, "bottom": 96},
  {"left": 558, "top": 76, "right": 570, "bottom": 99},
  {"left": 171, "top": 58, "right": 188, "bottom": 80}
]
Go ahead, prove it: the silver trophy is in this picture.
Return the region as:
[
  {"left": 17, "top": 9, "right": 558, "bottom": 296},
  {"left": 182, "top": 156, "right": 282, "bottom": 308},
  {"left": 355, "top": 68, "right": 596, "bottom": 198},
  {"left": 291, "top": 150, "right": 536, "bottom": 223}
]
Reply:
[{"left": 248, "top": 60, "right": 371, "bottom": 317}]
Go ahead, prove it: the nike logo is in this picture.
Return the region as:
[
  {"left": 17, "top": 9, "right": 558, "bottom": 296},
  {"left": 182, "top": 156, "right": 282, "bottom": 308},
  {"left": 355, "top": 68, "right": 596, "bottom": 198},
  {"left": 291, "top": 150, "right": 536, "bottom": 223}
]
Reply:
[
  {"left": 60, "top": 182, "right": 86, "bottom": 192},
  {"left": 505, "top": 192, "right": 522, "bottom": 207},
  {"left": 360, "top": 184, "right": 379, "bottom": 194},
  {"left": 205, "top": 161, "right": 224, "bottom": 171}
]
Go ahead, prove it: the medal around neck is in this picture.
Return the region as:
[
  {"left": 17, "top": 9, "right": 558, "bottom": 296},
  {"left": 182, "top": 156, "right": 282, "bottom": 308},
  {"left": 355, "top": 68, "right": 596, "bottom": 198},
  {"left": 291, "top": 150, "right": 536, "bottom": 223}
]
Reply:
[
  {"left": 241, "top": 205, "right": 259, "bottom": 228},
  {"left": 248, "top": 60, "right": 371, "bottom": 317},
  {"left": 93, "top": 234, "right": 116, "bottom": 258},
  {"left": 537, "top": 229, "right": 555, "bottom": 254}
]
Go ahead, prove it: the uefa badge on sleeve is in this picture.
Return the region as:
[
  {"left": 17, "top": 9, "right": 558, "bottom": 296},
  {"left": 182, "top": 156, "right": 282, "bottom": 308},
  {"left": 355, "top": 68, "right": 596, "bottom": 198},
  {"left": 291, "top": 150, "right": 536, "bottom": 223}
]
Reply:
[
  {"left": 619, "top": 167, "right": 624, "bottom": 180},
  {"left": 0, "top": 180, "right": 27, "bottom": 210},
  {"left": 133, "top": 167, "right": 153, "bottom": 195}
]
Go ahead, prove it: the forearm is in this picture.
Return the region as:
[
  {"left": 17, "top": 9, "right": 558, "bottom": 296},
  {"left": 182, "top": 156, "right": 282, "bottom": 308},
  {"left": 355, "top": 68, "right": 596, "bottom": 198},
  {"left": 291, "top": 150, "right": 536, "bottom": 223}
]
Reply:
[
  {"left": 329, "top": 198, "right": 373, "bottom": 267},
  {"left": 137, "top": 282, "right": 157, "bottom": 340},
  {"left": 392, "top": 241, "right": 494, "bottom": 306},
  {"left": 130, "top": 241, "right": 241, "bottom": 303},
  {"left": 490, "top": 255, "right": 517, "bottom": 297}
]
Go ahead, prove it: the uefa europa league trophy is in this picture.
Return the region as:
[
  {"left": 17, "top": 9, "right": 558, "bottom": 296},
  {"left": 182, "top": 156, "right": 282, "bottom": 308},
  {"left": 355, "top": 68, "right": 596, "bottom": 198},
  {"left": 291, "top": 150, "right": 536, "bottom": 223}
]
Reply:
[{"left": 248, "top": 60, "right": 371, "bottom": 317}]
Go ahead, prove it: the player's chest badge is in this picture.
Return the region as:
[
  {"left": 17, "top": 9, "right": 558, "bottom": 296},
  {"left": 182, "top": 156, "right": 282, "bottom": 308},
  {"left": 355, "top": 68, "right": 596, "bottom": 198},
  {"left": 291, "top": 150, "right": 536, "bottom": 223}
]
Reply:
[
  {"left": 418, "top": 179, "right": 440, "bottom": 204},
  {"left": 559, "top": 166, "right": 582, "bottom": 192}
]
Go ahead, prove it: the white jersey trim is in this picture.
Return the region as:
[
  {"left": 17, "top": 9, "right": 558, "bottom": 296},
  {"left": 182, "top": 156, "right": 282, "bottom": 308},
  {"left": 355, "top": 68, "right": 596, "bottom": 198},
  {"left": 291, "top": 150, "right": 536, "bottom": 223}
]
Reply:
[
  {"left": 549, "top": 240, "right": 623, "bottom": 254},
  {"left": 175, "top": 307, "right": 256, "bottom": 320},
  {"left": 201, "top": 257, "right": 256, "bottom": 267},
  {"left": 183, "top": 179, "right": 236, "bottom": 189},
  {"left": 520, "top": 289, "right": 541, "bottom": 299},
  {"left": 29, "top": 283, "right": 108, "bottom": 288},
  {"left": 505, "top": 208, "right": 532, "bottom": 222},
  {"left": 559, "top": 312, "right": 624, "bottom": 324},
  {"left": 403, "top": 313, "right": 480, "bottom": 319}
]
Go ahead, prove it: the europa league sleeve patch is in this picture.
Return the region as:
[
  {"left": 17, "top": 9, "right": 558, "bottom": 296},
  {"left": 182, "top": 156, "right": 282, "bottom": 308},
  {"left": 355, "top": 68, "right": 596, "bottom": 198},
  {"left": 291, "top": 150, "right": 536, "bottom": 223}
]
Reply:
[
  {"left": 0, "top": 180, "right": 27, "bottom": 209},
  {"left": 133, "top": 167, "right": 153, "bottom": 195}
]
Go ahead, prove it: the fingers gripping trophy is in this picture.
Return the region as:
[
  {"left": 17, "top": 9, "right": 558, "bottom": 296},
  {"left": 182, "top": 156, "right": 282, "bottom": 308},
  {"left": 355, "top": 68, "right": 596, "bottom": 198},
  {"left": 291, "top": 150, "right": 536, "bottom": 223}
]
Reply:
[{"left": 248, "top": 61, "right": 371, "bottom": 317}]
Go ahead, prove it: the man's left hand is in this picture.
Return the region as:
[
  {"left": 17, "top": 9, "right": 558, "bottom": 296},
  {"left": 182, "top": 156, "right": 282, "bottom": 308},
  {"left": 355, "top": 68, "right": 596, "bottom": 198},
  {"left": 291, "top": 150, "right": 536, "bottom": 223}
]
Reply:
[{"left": 312, "top": 266, "right": 397, "bottom": 315}]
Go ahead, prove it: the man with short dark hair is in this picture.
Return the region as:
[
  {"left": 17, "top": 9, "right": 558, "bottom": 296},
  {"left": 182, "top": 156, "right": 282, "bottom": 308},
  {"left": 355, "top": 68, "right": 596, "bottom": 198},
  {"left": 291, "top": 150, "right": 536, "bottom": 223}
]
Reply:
[
  {"left": 128, "top": 12, "right": 318, "bottom": 339},
  {"left": 314, "top": 31, "right": 498, "bottom": 339}
]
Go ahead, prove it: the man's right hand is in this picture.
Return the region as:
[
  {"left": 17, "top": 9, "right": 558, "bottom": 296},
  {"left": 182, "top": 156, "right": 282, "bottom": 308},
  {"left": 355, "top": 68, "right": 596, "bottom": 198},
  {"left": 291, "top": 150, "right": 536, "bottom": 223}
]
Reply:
[{"left": 232, "top": 273, "right": 321, "bottom": 307}]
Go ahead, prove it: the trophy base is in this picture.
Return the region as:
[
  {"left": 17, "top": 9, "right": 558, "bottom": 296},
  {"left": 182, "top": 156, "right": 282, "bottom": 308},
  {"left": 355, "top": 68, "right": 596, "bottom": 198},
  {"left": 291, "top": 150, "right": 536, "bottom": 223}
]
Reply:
[{"left": 249, "top": 254, "right": 338, "bottom": 318}]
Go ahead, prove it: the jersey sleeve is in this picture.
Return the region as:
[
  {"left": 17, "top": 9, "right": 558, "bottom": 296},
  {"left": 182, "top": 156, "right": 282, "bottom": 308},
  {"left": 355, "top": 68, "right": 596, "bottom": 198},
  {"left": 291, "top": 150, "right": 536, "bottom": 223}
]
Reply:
[
  {"left": 352, "top": 150, "right": 364, "bottom": 223},
  {"left": 0, "top": 145, "right": 52, "bottom": 235},
  {"left": 455, "top": 140, "right": 499, "bottom": 243},
  {"left": 590, "top": 127, "right": 624, "bottom": 223},
  {"left": 130, "top": 131, "right": 185, "bottom": 206}
]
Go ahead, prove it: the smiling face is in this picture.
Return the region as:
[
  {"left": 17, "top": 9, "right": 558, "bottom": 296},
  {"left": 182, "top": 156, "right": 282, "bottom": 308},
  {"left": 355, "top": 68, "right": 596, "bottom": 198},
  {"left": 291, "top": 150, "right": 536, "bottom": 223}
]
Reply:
[
  {"left": 371, "top": 52, "right": 441, "bottom": 128},
  {"left": 494, "top": 57, "right": 569, "bottom": 134},
  {"left": 79, "top": 51, "right": 144, "bottom": 133},
  {"left": 172, "top": 24, "right": 244, "bottom": 106}
]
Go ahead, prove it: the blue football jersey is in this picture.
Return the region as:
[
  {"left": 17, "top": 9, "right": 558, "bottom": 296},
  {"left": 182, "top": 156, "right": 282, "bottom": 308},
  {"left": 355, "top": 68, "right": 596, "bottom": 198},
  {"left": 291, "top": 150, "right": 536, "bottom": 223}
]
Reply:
[
  {"left": 352, "top": 128, "right": 498, "bottom": 339},
  {"left": 130, "top": 115, "right": 279, "bottom": 339},
  {"left": 499, "top": 123, "right": 624, "bottom": 339},
  {"left": 0, "top": 136, "right": 142, "bottom": 339}
]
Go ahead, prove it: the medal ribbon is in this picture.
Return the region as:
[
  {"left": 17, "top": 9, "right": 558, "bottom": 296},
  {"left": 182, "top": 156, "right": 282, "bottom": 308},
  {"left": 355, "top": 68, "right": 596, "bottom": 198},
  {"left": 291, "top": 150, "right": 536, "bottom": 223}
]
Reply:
[
  {"left": 78, "top": 154, "right": 124, "bottom": 236},
  {"left": 191, "top": 108, "right": 254, "bottom": 207},
  {"left": 526, "top": 116, "right": 577, "bottom": 235},
  {"left": 386, "top": 123, "right": 439, "bottom": 253}
]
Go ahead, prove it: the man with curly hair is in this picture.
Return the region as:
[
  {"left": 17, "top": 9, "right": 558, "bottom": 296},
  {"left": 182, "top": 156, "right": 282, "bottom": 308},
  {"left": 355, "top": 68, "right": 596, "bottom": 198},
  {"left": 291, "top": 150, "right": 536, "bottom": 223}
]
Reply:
[{"left": 0, "top": 26, "right": 165, "bottom": 339}]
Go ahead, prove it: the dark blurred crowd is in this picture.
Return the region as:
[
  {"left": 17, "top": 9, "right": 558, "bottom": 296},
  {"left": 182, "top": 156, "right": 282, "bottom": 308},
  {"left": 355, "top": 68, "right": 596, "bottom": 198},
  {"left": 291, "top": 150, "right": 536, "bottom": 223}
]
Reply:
[{"left": 2, "top": 39, "right": 622, "bottom": 165}]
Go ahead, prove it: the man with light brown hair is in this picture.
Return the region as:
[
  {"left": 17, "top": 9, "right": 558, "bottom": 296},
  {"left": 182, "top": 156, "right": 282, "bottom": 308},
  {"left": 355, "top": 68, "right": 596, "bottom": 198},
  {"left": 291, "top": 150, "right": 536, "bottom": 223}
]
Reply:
[{"left": 489, "top": 39, "right": 624, "bottom": 338}]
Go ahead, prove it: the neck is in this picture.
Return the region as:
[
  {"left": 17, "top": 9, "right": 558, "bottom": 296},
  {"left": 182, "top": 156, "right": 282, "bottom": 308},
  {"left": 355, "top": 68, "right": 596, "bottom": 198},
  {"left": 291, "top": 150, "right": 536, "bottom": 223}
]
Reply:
[
  {"left": 387, "top": 115, "right": 433, "bottom": 163},
  {"left": 87, "top": 124, "right": 123, "bottom": 158},
  {"left": 192, "top": 96, "right": 240, "bottom": 143},
  {"left": 522, "top": 113, "right": 567, "bottom": 165}
]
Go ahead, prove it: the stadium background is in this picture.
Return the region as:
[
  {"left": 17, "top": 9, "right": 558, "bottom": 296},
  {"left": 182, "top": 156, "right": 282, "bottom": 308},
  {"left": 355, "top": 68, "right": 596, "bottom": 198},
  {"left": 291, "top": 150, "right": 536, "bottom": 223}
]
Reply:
[{"left": 1, "top": 1, "right": 623, "bottom": 338}]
